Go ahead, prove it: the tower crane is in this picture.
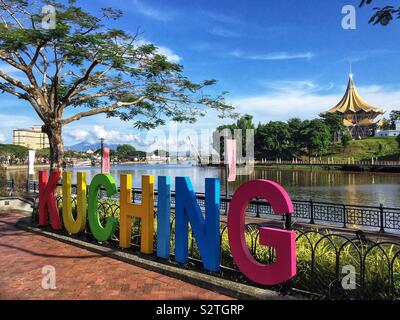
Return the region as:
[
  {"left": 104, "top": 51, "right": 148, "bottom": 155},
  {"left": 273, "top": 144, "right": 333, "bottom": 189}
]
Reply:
[{"left": 186, "top": 136, "right": 202, "bottom": 165}]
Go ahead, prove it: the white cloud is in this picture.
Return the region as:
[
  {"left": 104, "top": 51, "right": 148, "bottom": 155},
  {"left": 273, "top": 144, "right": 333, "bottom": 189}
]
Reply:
[
  {"left": 132, "top": 0, "right": 173, "bottom": 22},
  {"left": 136, "top": 39, "right": 182, "bottom": 63},
  {"left": 64, "top": 128, "right": 89, "bottom": 141},
  {"left": 200, "top": 10, "right": 241, "bottom": 25},
  {"left": 0, "top": 63, "right": 26, "bottom": 82},
  {"left": 231, "top": 50, "right": 315, "bottom": 61},
  {"left": 230, "top": 81, "right": 400, "bottom": 122},
  {"left": 64, "top": 125, "right": 155, "bottom": 147},
  {"left": 156, "top": 46, "right": 182, "bottom": 63},
  {"left": 0, "top": 113, "right": 41, "bottom": 144},
  {"left": 261, "top": 80, "right": 333, "bottom": 92},
  {"left": 92, "top": 125, "right": 140, "bottom": 144},
  {"left": 0, "top": 133, "right": 6, "bottom": 143},
  {"left": 208, "top": 27, "right": 241, "bottom": 38}
]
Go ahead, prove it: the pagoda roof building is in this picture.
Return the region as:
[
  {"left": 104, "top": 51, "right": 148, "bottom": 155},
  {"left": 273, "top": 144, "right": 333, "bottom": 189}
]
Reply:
[{"left": 321, "top": 75, "right": 385, "bottom": 138}]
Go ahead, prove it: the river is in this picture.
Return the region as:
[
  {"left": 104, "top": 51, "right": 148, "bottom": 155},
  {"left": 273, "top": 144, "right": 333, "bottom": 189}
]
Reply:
[{"left": 2, "top": 164, "right": 400, "bottom": 207}]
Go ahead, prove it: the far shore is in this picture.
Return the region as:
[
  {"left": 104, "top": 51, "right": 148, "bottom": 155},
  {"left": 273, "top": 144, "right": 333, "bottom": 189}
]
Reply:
[{"left": 0, "top": 164, "right": 50, "bottom": 171}]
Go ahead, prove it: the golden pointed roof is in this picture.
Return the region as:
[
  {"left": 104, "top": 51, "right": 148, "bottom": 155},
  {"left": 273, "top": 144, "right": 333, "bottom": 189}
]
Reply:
[
  {"left": 376, "top": 119, "right": 385, "bottom": 126},
  {"left": 325, "top": 75, "right": 385, "bottom": 115},
  {"left": 343, "top": 118, "right": 354, "bottom": 127}
]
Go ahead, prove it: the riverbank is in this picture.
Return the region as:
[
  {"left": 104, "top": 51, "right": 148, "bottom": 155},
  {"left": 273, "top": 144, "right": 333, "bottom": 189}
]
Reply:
[
  {"left": 253, "top": 163, "right": 400, "bottom": 173},
  {"left": 0, "top": 164, "right": 49, "bottom": 171}
]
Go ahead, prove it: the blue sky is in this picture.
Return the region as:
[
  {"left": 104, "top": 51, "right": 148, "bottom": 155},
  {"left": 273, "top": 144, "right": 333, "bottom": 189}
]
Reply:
[{"left": 1, "top": 0, "right": 400, "bottom": 151}]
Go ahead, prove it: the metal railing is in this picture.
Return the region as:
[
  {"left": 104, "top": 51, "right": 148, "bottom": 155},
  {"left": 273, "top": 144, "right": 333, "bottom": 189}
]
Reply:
[
  {"left": 41, "top": 192, "right": 400, "bottom": 300},
  {"left": 257, "top": 159, "right": 400, "bottom": 167}
]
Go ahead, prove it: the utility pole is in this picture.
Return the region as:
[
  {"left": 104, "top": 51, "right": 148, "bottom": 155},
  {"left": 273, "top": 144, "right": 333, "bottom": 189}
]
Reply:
[{"left": 100, "top": 138, "right": 104, "bottom": 173}]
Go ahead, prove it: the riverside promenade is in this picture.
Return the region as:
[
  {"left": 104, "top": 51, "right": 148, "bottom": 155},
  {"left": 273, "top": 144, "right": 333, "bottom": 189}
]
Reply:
[{"left": 0, "top": 212, "right": 230, "bottom": 300}]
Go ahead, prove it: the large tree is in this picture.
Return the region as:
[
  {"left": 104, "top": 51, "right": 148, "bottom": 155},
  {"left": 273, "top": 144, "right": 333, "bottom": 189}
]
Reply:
[
  {"left": 0, "top": 0, "right": 234, "bottom": 170},
  {"left": 321, "top": 113, "right": 345, "bottom": 143},
  {"left": 213, "top": 114, "right": 254, "bottom": 160},
  {"left": 300, "top": 120, "right": 331, "bottom": 159},
  {"left": 255, "top": 121, "right": 291, "bottom": 160}
]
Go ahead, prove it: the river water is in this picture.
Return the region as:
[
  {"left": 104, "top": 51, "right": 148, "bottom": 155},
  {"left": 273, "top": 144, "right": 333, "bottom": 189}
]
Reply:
[{"left": 3, "top": 164, "right": 400, "bottom": 207}]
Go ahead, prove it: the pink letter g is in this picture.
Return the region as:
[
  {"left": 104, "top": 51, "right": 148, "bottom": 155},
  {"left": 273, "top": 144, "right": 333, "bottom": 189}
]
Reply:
[{"left": 228, "top": 180, "right": 296, "bottom": 285}]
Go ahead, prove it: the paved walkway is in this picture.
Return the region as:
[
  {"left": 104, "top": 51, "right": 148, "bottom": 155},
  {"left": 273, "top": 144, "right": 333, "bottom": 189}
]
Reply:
[{"left": 0, "top": 213, "right": 231, "bottom": 300}]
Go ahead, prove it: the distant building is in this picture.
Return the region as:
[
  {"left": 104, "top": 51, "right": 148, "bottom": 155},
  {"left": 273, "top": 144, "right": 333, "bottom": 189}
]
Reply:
[
  {"left": 13, "top": 125, "right": 50, "bottom": 150},
  {"left": 321, "top": 75, "right": 385, "bottom": 139},
  {"left": 375, "top": 120, "right": 400, "bottom": 137}
]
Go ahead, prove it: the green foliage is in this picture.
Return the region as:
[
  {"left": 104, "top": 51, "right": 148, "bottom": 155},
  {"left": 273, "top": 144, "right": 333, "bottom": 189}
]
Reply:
[
  {"left": 300, "top": 119, "right": 331, "bottom": 158},
  {"left": 389, "top": 111, "right": 400, "bottom": 129},
  {"left": 360, "top": 0, "right": 400, "bottom": 26},
  {"left": 0, "top": 0, "right": 235, "bottom": 168},
  {"left": 0, "top": 144, "right": 28, "bottom": 158},
  {"left": 113, "top": 144, "right": 144, "bottom": 160},
  {"left": 152, "top": 149, "right": 169, "bottom": 157},
  {"left": 380, "top": 118, "right": 393, "bottom": 130},
  {"left": 287, "top": 118, "right": 304, "bottom": 155},
  {"left": 255, "top": 121, "right": 291, "bottom": 159},
  {"left": 45, "top": 195, "right": 400, "bottom": 300},
  {"left": 325, "top": 137, "right": 400, "bottom": 162},
  {"left": 321, "top": 113, "right": 345, "bottom": 142},
  {"left": 214, "top": 114, "right": 254, "bottom": 159},
  {"left": 35, "top": 148, "right": 50, "bottom": 158},
  {"left": 341, "top": 133, "right": 352, "bottom": 150}
]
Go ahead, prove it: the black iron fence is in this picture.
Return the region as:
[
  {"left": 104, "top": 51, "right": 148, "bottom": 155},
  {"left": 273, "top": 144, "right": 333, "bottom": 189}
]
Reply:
[
  {"left": 7, "top": 175, "right": 398, "bottom": 300},
  {"left": 33, "top": 191, "right": 400, "bottom": 300},
  {"left": 10, "top": 179, "right": 400, "bottom": 233}
]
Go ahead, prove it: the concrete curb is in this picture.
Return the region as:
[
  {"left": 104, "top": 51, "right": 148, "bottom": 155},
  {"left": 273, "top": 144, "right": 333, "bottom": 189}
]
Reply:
[{"left": 16, "top": 217, "right": 297, "bottom": 301}]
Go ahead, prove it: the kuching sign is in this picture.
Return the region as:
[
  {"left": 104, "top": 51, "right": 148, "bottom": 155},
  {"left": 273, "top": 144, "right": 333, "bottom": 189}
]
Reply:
[{"left": 38, "top": 171, "right": 297, "bottom": 286}]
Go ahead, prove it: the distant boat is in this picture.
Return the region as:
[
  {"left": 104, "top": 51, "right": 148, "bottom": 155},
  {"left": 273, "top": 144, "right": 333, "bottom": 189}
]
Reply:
[{"left": 70, "top": 160, "right": 92, "bottom": 167}]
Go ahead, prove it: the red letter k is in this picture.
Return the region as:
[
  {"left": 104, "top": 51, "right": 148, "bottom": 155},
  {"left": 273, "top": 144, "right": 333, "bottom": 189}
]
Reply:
[{"left": 39, "top": 170, "right": 62, "bottom": 230}]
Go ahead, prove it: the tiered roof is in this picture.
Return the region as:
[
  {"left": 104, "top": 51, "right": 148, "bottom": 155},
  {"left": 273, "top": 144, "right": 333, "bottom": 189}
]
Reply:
[{"left": 325, "top": 75, "right": 385, "bottom": 115}]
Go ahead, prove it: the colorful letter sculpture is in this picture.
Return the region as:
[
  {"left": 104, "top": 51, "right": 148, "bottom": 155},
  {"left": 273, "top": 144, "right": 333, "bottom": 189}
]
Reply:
[
  {"left": 119, "top": 174, "right": 154, "bottom": 254},
  {"left": 157, "top": 176, "right": 171, "bottom": 259},
  {"left": 175, "top": 177, "right": 220, "bottom": 272},
  {"left": 62, "top": 172, "right": 87, "bottom": 234},
  {"left": 88, "top": 174, "right": 118, "bottom": 241},
  {"left": 38, "top": 170, "right": 297, "bottom": 286},
  {"left": 39, "top": 170, "right": 62, "bottom": 230},
  {"left": 227, "top": 180, "right": 297, "bottom": 285}
]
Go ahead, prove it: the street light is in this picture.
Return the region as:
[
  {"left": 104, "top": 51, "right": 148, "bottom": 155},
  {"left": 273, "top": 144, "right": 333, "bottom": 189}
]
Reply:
[{"left": 100, "top": 138, "right": 104, "bottom": 173}]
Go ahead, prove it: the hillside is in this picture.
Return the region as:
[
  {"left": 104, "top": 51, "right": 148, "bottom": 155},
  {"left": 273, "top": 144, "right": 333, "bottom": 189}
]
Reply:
[
  {"left": 0, "top": 144, "right": 29, "bottom": 158},
  {"left": 66, "top": 142, "right": 119, "bottom": 152},
  {"left": 323, "top": 137, "right": 400, "bottom": 162}
]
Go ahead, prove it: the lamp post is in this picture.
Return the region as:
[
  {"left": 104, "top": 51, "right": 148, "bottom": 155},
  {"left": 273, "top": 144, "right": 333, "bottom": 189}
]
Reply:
[{"left": 100, "top": 138, "right": 104, "bottom": 174}]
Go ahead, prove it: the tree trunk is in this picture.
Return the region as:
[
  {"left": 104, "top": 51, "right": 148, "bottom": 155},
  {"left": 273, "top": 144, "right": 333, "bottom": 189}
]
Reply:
[{"left": 43, "top": 122, "right": 65, "bottom": 172}]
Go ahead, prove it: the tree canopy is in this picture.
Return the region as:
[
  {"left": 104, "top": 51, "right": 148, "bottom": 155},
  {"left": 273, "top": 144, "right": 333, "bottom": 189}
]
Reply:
[
  {"left": 255, "top": 121, "right": 291, "bottom": 159},
  {"left": 360, "top": 0, "right": 400, "bottom": 26},
  {"left": 0, "top": 0, "right": 235, "bottom": 169}
]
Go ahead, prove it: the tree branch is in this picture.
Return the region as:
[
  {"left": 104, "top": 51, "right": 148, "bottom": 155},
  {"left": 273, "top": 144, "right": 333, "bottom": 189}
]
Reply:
[
  {"left": 61, "top": 96, "right": 146, "bottom": 125},
  {"left": 0, "top": 70, "right": 30, "bottom": 92},
  {"left": 60, "top": 60, "right": 100, "bottom": 106},
  {"left": 0, "top": 50, "right": 27, "bottom": 72}
]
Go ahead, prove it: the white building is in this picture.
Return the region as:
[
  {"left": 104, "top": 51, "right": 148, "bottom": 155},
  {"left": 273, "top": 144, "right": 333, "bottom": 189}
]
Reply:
[
  {"left": 375, "top": 120, "right": 400, "bottom": 137},
  {"left": 13, "top": 125, "right": 50, "bottom": 150}
]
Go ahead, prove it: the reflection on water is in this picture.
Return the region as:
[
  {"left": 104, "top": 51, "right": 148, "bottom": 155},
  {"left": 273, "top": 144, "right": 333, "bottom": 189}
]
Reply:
[
  {"left": 231, "top": 169, "right": 400, "bottom": 208},
  {"left": 2, "top": 164, "right": 400, "bottom": 207}
]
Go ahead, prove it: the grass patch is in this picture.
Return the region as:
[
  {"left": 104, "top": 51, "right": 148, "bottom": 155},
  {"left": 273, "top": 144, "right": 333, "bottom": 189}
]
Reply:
[{"left": 324, "top": 137, "right": 400, "bottom": 162}]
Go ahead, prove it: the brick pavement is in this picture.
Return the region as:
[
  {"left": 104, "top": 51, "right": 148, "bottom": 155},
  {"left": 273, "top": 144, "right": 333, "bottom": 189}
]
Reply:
[{"left": 0, "top": 213, "right": 231, "bottom": 300}]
